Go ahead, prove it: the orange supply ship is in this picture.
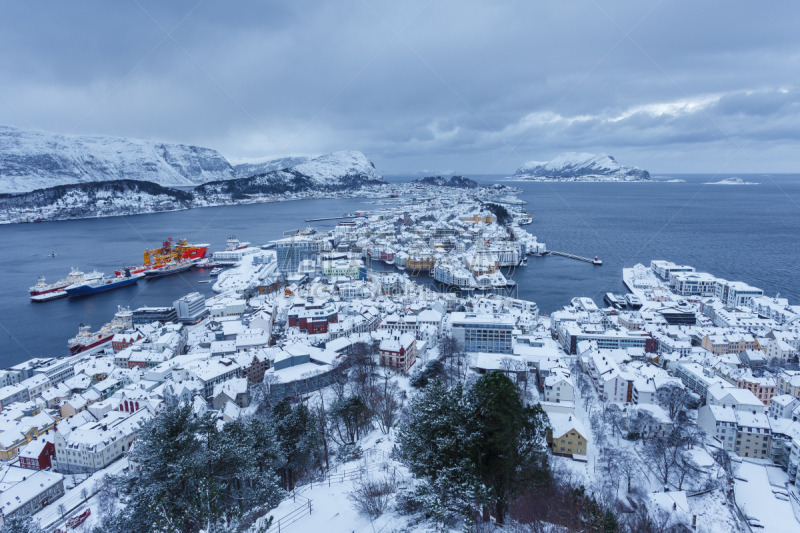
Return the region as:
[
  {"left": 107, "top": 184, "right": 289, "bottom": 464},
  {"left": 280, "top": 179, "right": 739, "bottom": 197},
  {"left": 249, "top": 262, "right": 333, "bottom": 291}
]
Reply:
[{"left": 115, "top": 238, "right": 209, "bottom": 276}]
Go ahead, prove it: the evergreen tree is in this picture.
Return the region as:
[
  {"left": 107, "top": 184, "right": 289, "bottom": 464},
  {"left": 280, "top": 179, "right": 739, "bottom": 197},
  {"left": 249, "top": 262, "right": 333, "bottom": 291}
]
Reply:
[
  {"left": 465, "top": 371, "right": 549, "bottom": 522},
  {"left": 397, "top": 373, "right": 550, "bottom": 525},
  {"left": 273, "top": 400, "right": 322, "bottom": 488},
  {"left": 98, "top": 405, "right": 285, "bottom": 533},
  {"left": 0, "top": 517, "right": 42, "bottom": 533}
]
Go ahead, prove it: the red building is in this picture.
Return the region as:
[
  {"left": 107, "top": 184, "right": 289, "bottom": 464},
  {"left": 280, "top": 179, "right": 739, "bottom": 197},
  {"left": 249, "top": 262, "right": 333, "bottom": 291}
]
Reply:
[
  {"left": 112, "top": 332, "right": 142, "bottom": 352},
  {"left": 19, "top": 438, "right": 55, "bottom": 470},
  {"left": 288, "top": 299, "right": 338, "bottom": 334}
]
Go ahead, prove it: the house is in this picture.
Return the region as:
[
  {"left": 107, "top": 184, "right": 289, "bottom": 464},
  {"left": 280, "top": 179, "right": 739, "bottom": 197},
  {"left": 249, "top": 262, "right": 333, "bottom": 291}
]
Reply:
[
  {"left": 18, "top": 438, "right": 55, "bottom": 470},
  {"left": 546, "top": 413, "right": 588, "bottom": 460},
  {"left": 0, "top": 467, "right": 65, "bottom": 522},
  {"left": 769, "top": 395, "right": 800, "bottom": 420},
  {"left": 212, "top": 378, "right": 250, "bottom": 409},
  {"left": 698, "top": 405, "right": 737, "bottom": 452},
  {"left": 54, "top": 408, "right": 152, "bottom": 474},
  {"left": 706, "top": 383, "right": 764, "bottom": 412},
  {"left": 379, "top": 333, "right": 417, "bottom": 372},
  {"left": 543, "top": 368, "right": 574, "bottom": 403},
  {"left": 735, "top": 410, "right": 771, "bottom": 459}
]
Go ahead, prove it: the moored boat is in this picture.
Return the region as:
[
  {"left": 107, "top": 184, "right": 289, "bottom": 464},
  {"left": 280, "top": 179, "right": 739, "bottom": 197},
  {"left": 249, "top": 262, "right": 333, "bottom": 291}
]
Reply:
[
  {"left": 29, "top": 268, "right": 101, "bottom": 296},
  {"left": 65, "top": 270, "right": 143, "bottom": 298},
  {"left": 115, "top": 238, "right": 209, "bottom": 275},
  {"left": 144, "top": 261, "right": 194, "bottom": 278},
  {"left": 67, "top": 306, "right": 133, "bottom": 354}
]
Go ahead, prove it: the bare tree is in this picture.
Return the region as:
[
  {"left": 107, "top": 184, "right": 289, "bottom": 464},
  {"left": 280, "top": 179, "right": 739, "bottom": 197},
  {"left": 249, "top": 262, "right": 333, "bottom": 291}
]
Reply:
[
  {"left": 81, "top": 487, "right": 89, "bottom": 502},
  {"left": 628, "top": 410, "right": 658, "bottom": 442},
  {"left": 370, "top": 367, "right": 405, "bottom": 434},
  {"left": 643, "top": 436, "right": 682, "bottom": 487},
  {"left": 673, "top": 450, "right": 702, "bottom": 490},
  {"left": 58, "top": 503, "right": 67, "bottom": 522},
  {"left": 606, "top": 403, "right": 624, "bottom": 444},
  {"left": 616, "top": 449, "right": 640, "bottom": 493},
  {"left": 658, "top": 383, "right": 691, "bottom": 421}
]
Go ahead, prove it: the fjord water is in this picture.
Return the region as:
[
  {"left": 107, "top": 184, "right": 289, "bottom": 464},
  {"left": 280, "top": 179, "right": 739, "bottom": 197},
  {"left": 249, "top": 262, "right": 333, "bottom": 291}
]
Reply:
[{"left": 0, "top": 174, "right": 798, "bottom": 366}]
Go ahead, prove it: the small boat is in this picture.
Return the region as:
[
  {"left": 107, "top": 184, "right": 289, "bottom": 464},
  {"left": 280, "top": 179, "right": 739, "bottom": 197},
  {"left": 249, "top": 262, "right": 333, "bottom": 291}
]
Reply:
[
  {"left": 592, "top": 256, "right": 602, "bottom": 265},
  {"left": 210, "top": 268, "right": 223, "bottom": 276},
  {"left": 198, "top": 280, "right": 213, "bottom": 284}
]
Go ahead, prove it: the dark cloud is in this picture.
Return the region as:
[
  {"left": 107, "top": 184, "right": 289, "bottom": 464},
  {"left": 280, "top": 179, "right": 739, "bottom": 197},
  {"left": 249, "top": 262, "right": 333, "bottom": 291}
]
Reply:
[{"left": 0, "top": 0, "right": 798, "bottom": 174}]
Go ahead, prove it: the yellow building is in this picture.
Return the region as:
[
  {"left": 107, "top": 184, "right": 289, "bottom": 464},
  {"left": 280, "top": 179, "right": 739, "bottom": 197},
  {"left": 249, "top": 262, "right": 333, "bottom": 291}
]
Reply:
[
  {"left": 546, "top": 413, "right": 588, "bottom": 459},
  {"left": 458, "top": 213, "right": 495, "bottom": 224}
]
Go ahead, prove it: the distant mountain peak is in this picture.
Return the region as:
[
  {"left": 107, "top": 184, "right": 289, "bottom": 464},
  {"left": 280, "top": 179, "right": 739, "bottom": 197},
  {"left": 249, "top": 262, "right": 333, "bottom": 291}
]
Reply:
[{"left": 512, "top": 152, "right": 650, "bottom": 181}]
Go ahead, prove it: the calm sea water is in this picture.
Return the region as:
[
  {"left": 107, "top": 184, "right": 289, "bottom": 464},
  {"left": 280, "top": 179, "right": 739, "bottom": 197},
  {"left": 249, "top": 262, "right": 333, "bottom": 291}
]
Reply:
[{"left": 0, "top": 174, "right": 797, "bottom": 366}]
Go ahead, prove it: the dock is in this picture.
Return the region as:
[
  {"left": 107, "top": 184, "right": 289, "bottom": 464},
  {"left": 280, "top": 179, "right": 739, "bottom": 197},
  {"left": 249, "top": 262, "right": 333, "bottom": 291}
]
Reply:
[
  {"left": 545, "top": 251, "right": 602, "bottom": 265},
  {"left": 305, "top": 215, "right": 363, "bottom": 222}
]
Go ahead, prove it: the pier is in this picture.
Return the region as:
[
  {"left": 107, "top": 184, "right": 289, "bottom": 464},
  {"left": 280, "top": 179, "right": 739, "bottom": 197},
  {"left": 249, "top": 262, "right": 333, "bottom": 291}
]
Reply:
[{"left": 545, "top": 251, "right": 601, "bottom": 264}]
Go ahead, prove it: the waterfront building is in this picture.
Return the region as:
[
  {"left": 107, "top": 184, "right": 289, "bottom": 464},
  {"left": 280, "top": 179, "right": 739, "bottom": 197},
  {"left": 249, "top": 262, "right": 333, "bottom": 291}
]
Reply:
[
  {"left": 174, "top": 292, "right": 208, "bottom": 324},
  {"left": 132, "top": 306, "right": 177, "bottom": 324}
]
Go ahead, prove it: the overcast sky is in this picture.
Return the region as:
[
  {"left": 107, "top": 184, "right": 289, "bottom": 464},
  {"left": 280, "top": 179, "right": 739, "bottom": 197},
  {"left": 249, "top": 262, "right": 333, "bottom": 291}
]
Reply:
[{"left": 1, "top": 0, "right": 798, "bottom": 175}]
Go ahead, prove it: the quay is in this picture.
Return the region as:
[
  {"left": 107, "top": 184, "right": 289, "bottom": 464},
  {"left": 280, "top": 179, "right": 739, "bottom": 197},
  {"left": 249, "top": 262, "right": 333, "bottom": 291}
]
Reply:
[{"left": 545, "top": 251, "right": 602, "bottom": 265}]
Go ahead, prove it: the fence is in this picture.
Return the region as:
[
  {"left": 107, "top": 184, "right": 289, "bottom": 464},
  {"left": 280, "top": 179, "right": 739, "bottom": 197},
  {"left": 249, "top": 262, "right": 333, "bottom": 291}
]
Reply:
[{"left": 257, "top": 448, "right": 398, "bottom": 533}]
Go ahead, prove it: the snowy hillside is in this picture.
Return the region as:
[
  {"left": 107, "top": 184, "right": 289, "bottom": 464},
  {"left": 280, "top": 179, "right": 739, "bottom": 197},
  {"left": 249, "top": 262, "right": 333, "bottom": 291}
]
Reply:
[
  {"left": 511, "top": 152, "right": 651, "bottom": 181},
  {"left": 411, "top": 175, "right": 478, "bottom": 188},
  {"left": 0, "top": 180, "right": 192, "bottom": 222},
  {"left": 0, "top": 125, "right": 236, "bottom": 193},
  {"left": 234, "top": 156, "right": 310, "bottom": 178},
  {"left": 197, "top": 150, "right": 385, "bottom": 199}
]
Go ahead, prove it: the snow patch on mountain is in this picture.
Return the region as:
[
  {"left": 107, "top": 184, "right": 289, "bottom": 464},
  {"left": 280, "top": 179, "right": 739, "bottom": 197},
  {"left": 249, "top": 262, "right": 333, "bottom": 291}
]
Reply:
[
  {"left": 511, "top": 152, "right": 650, "bottom": 181},
  {"left": 290, "top": 150, "right": 382, "bottom": 185},
  {"left": 0, "top": 125, "right": 236, "bottom": 193}
]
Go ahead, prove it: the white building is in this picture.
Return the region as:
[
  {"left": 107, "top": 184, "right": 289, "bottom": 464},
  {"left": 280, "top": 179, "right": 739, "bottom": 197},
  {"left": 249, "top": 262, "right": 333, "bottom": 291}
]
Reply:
[{"left": 54, "top": 408, "right": 152, "bottom": 474}]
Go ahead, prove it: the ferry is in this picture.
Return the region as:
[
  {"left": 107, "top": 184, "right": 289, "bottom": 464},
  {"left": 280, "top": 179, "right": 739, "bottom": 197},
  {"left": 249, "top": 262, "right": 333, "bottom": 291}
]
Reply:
[
  {"left": 604, "top": 293, "right": 624, "bottom": 309},
  {"left": 67, "top": 306, "right": 132, "bottom": 354},
  {"left": 115, "top": 238, "right": 209, "bottom": 275},
  {"left": 625, "top": 294, "right": 643, "bottom": 309},
  {"left": 29, "top": 268, "right": 102, "bottom": 296},
  {"left": 65, "top": 270, "right": 143, "bottom": 298}
]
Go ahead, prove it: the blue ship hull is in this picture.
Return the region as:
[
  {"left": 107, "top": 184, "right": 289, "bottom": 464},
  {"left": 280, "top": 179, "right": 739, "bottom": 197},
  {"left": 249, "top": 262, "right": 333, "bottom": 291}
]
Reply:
[{"left": 65, "top": 276, "right": 140, "bottom": 297}]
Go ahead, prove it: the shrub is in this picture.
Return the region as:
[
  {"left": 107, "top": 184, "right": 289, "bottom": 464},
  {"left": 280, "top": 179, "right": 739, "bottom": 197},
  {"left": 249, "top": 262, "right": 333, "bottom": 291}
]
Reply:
[{"left": 348, "top": 476, "right": 397, "bottom": 519}]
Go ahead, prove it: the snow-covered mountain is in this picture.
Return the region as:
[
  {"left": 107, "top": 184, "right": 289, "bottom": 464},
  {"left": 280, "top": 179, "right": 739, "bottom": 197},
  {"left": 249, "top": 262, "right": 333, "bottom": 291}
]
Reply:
[
  {"left": 197, "top": 151, "right": 385, "bottom": 199},
  {"left": 234, "top": 156, "right": 311, "bottom": 178},
  {"left": 511, "top": 152, "right": 650, "bottom": 181},
  {"left": 0, "top": 125, "right": 236, "bottom": 193}
]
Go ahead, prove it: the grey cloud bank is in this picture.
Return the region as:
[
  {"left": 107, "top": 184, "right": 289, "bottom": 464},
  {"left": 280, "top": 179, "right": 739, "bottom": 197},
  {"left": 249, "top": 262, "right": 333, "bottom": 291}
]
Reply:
[{"left": 0, "top": 0, "right": 798, "bottom": 175}]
